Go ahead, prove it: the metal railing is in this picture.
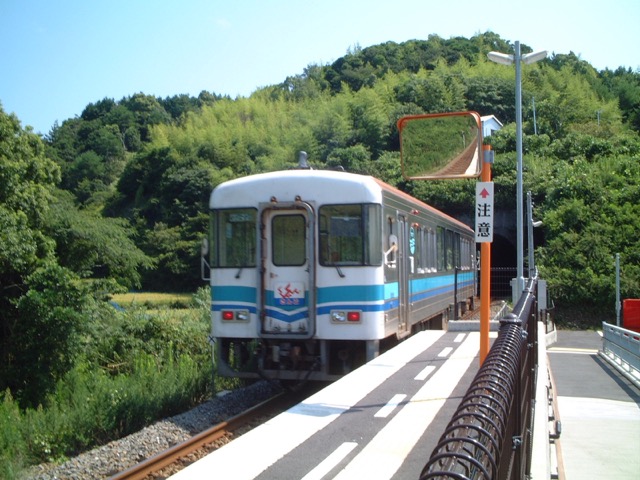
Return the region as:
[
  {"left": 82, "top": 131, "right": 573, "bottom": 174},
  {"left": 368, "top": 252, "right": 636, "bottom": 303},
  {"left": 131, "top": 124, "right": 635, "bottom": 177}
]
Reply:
[
  {"left": 600, "top": 322, "right": 640, "bottom": 389},
  {"left": 419, "top": 277, "right": 538, "bottom": 480}
]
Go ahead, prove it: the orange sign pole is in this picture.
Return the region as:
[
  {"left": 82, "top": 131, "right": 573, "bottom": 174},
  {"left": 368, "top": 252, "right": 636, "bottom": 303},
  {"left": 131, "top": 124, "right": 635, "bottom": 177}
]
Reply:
[{"left": 480, "top": 144, "right": 492, "bottom": 364}]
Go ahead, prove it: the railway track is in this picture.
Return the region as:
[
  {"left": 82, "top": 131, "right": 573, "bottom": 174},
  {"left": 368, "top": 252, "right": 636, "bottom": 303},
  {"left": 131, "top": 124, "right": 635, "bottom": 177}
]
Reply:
[
  {"left": 105, "top": 297, "right": 501, "bottom": 480},
  {"left": 109, "top": 384, "right": 319, "bottom": 480}
]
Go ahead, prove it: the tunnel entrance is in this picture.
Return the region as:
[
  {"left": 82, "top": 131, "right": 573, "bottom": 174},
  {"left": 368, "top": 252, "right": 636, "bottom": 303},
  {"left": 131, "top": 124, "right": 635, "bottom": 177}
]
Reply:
[{"left": 480, "top": 234, "right": 517, "bottom": 300}]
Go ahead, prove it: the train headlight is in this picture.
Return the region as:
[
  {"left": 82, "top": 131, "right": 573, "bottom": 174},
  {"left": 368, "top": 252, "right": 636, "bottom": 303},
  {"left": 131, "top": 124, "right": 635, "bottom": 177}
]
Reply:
[
  {"left": 331, "top": 311, "right": 347, "bottom": 322},
  {"left": 331, "top": 310, "right": 361, "bottom": 323}
]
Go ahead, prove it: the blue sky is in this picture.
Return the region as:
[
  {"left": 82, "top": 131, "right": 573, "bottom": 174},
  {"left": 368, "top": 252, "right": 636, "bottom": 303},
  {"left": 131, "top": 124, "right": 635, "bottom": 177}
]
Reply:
[{"left": 1, "top": 0, "right": 639, "bottom": 134}]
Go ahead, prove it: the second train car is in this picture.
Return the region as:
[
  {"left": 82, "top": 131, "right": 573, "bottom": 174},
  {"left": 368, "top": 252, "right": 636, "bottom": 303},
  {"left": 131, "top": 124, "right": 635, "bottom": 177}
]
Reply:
[{"left": 204, "top": 162, "right": 476, "bottom": 381}]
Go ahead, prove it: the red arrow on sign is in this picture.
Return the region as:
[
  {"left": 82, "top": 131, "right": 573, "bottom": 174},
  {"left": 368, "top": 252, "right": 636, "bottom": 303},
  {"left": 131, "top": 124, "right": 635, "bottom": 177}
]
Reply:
[{"left": 480, "top": 188, "right": 491, "bottom": 198}]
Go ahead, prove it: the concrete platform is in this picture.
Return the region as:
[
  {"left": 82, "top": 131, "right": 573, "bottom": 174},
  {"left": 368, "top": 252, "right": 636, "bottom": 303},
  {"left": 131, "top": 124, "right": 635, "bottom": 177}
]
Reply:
[
  {"left": 548, "top": 331, "right": 640, "bottom": 480},
  {"left": 171, "top": 330, "right": 491, "bottom": 479}
]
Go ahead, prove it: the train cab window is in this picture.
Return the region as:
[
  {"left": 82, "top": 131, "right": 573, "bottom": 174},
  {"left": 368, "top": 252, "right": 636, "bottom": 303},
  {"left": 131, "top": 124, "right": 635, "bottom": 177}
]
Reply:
[
  {"left": 272, "top": 214, "right": 306, "bottom": 266},
  {"left": 319, "top": 204, "right": 382, "bottom": 266},
  {"left": 211, "top": 208, "right": 257, "bottom": 267}
]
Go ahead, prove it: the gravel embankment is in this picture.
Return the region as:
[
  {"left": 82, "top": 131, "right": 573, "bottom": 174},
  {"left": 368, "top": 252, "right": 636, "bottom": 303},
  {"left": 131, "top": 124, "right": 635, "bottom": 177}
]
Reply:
[{"left": 26, "top": 381, "right": 282, "bottom": 480}]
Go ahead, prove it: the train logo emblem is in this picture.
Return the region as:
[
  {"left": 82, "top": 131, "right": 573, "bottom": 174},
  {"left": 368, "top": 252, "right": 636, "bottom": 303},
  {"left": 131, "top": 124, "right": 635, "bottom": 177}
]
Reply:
[{"left": 276, "top": 282, "right": 304, "bottom": 306}]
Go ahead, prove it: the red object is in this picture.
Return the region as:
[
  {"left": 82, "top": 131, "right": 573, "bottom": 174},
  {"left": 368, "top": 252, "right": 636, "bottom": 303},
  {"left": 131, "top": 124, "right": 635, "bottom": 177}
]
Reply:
[{"left": 623, "top": 299, "right": 640, "bottom": 333}]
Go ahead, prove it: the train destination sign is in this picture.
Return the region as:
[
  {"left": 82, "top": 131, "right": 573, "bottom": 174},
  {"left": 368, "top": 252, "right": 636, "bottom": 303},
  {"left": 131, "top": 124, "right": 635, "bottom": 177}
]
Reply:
[{"left": 475, "top": 182, "right": 494, "bottom": 243}]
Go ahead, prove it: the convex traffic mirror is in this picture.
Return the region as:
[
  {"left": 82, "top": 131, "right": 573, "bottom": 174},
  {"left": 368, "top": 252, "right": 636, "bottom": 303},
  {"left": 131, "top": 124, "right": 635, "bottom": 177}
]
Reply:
[{"left": 397, "top": 112, "right": 483, "bottom": 180}]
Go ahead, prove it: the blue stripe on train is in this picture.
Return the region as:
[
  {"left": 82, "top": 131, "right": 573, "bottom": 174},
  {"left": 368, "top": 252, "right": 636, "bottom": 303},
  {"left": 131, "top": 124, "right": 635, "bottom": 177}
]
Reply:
[
  {"left": 212, "top": 272, "right": 475, "bottom": 320},
  {"left": 263, "top": 307, "right": 310, "bottom": 322},
  {"left": 211, "top": 286, "right": 256, "bottom": 303}
]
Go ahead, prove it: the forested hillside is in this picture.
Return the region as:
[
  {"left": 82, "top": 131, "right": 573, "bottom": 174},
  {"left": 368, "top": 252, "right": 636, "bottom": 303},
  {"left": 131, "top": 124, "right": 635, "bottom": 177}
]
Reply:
[
  {"left": 2, "top": 32, "right": 640, "bottom": 402},
  {"left": 27, "top": 32, "right": 640, "bottom": 300}
]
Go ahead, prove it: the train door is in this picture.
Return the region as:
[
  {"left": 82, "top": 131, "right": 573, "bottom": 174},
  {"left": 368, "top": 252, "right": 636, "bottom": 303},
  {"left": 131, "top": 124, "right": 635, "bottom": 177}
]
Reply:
[
  {"left": 260, "top": 203, "right": 315, "bottom": 338},
  {"left": 397, "top": 214, "right": 410, "bottom": 336}
]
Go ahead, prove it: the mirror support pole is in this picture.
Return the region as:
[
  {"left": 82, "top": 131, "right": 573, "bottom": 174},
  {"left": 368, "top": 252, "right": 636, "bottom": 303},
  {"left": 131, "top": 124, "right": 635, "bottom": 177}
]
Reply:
[{"left": 479, "top": 144, "right": 492, "bottom": 365}]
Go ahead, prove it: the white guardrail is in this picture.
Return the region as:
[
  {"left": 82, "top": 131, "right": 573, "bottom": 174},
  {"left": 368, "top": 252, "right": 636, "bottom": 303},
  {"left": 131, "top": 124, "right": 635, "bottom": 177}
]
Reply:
[{"left": 600, "top": 322, "right": 640, "bottom": 389}]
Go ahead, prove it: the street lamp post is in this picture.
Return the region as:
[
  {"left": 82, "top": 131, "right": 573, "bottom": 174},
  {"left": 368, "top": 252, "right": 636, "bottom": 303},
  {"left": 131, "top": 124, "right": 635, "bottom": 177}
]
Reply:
[{"left": 488, "top": 41, "right": 546, "bottom": 302}]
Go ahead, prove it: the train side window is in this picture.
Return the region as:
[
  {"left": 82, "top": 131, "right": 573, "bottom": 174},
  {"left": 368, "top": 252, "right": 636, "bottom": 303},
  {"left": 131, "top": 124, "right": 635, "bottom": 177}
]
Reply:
[
  {"left": 418, "top": 227, "right": 426, "bottom": 273},
  {"left": 424, "top": 228, "right": 430, "bottom": 273},
  {"left": 365, "top": 204, "right": 382, "bottom": 265},
  {"left": 461, "top": 238, "right": 470, "bottom": 270},
  {"left": 437, "top": 227, "right": 445, "bottom": 271},
  {"left": 446, "top": 229, "right": 455, "bottom": 270},
  {"left": 319, "top": 204, "right": 381, "bottom": 266},
  {"left": 385, "top": 216, "right": 396, "bottom": 266},
  {"left": 212, "top": 208, "right": 257, "bottom": 268},
  {"left": 460, "top": 238, "right": 466, "bottom": 270},
  {"left": 433, "top": 230, "right": 444, "bottom": 272},
  {"left": 428, "top": 228, "right": 436, "bottom": 272},
  {"left": 422, "top": 227, "right": 431, "bottom": 274},
  {"left": 414, "top": 225, "right": 423, "bottom": 273}
]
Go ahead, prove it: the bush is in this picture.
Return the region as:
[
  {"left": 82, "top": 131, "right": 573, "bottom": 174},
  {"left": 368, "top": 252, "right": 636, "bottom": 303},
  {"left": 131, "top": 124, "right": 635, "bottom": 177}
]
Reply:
[
  {"left": 0, "top": 391, "right": 28, "bottom": 479},
  {"left": 0, "top": 289, "right": 216, "bottom": 477},
  {"left": 0, "top": 350, "right": 212, "bottom": 473}
]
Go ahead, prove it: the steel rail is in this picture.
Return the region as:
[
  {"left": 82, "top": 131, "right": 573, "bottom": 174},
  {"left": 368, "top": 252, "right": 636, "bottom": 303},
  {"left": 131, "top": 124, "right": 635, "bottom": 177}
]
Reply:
[{"left": 109, "top": 390, "right": 299, "bottom": 480}]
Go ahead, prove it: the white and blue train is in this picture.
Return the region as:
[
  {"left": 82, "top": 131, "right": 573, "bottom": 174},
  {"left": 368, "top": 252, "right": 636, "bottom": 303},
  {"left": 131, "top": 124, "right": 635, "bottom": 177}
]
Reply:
[{"left": 204, "top": 162, "right": 476, "bottom": 381}]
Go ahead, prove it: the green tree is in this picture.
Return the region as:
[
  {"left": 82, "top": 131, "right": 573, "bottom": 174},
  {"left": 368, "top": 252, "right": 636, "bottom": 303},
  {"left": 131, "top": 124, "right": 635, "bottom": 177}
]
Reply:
[
  {"left": 64, "top": 151, "right": 106, "bottom": 189},
  {"left": 465, "top": 76, "right": 515, "bottom": 120},
  {"left": 161, "top": 93, "right": 201, "bottom": 120},
  {"left": 394, "top": 66, "right": 465, "bottom": 114},
  {"left": 311, "top": 99, "right": 353, "bottom": 160},
  {"left": 10, "top": 262, "right": 87, "bottom": 406},
  {"left": 600, "top": 67, "right": 640, "bottom": 131},
  {"left": 536, "top": 153, "right": 640, "bottom": 308},
  {"left": 120, "top": 93, "right": 171, "bottom": 141},
  {"left": 349, "top": 87, "right": 392, "bottom": 157},
  {"left": 326, "top": 144, "right": 371, "bottom": 170},
  {"left": 45, "top": 190, "right": 153, "bottom": 289},
  {"left": 141, "top": 221, "right": 202, "bottom": 291},
  {"left": 0, "top": 105, "right": 77, "bottom": 405},
  {"left": 0, "top": 105, "right": 154, "bottom": 407}
]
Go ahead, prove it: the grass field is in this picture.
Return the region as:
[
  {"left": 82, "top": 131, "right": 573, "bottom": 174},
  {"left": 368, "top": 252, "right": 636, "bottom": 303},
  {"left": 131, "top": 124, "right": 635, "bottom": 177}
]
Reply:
[{"left": 111, "top": 292, "right": 195, "bottom": 309}]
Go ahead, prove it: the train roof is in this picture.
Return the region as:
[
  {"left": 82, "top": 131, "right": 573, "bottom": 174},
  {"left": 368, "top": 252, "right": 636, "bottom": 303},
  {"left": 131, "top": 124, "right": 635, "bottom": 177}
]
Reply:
[
  {"left": 210, "top": 169, "right": 472, "bottom": 233},
  {"left": 210, "top": 169, "right": 381, "bottom": 206},
  {"left": 370, "top": 176, "right": 472, "bottom": 232}
]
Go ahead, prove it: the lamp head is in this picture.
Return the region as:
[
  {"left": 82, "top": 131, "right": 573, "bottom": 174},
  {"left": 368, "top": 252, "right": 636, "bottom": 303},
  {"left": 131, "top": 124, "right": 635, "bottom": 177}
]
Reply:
[
  {"left": 487, "top": 51, "right": 514, "bottom": 65},
  {"left": 522, "top": 50, "right": 547, "bottom": 65}
]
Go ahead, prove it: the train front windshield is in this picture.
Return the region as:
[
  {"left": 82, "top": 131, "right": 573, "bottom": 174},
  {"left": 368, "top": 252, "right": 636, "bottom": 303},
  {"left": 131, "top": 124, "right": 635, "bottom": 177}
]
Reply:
[{"left": 210, "top": 208, "right": 257, "bottom": 268}]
